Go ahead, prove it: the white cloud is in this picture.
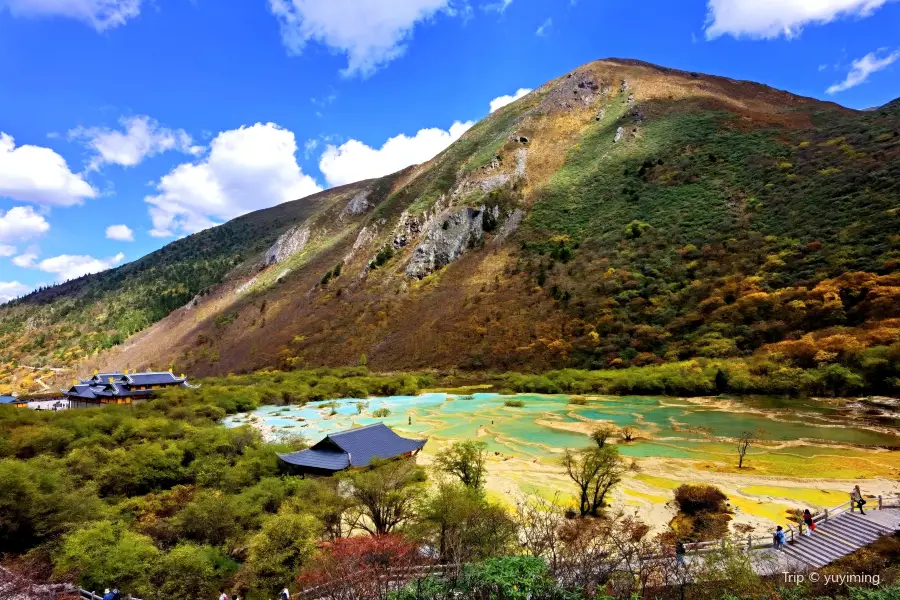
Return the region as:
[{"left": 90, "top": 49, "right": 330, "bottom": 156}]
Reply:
[
  {"left": 489, "top": 88, "right": 532, "bottom": 113},
  {"left": 535, "top": 17, "right": 552, "bottom": 36},
  {"left": 35, "top": 252, "right": 126, "bottom": 281},
  {"left": 0, "top": 244, "right": 15, "bottom": 257},
  {"left": 105, "top": 224, "right": 134, "bottom": 241},
  {"left": 69, "top": 115, "right": 203, "bottom": 171},
  {"left": 268, "top": 0, "right": 453, "bottom": 77},
  {"left": 0, "top": 206, "right": 50, "bottom": 244},
  {"left": 0, "top": 281, "right": 31, "bottom": 304},
  {"left": 0, "top": 0, "right": 144, "bottom": 31},
  {"left": 318, "top": 120, "right": 473, "bottom": 187},
  {"left": 146, "top": 123, "right": 322, "bottom": 237},
  {"left": 827, "top": 49, "right": 900, "bottom": 94},
  {"left": 704, "top": 0, "right": 896, "bottom": 39},
  {"left": 304, "top": 138, "right": 319, "bottom": 158},
  {"left": 0, "top": 133, "right": 96, "bottom": 206},
  {"left": 484, "top": 0, "right": 514, "bottom": 12},
  {"left": 12, "top": 252, "right": 38, "bottom": 268}
]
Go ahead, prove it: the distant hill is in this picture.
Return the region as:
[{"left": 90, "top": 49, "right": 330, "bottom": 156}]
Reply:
[{"left": 3, "top": 58, "right": 900, "bottom": 395}]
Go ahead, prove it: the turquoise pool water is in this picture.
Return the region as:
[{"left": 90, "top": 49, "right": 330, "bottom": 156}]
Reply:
[{"left": 222, "top": 393, "right": 900, "bottom": 461}]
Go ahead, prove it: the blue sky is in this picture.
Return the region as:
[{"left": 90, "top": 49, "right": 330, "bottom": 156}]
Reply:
[{"left": 1, "top": 0, "right": 899, "bottom": 301}]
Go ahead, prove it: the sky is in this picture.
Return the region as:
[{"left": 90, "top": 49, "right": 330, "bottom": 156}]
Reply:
[{"left": 1, "top": 0, "right": 899, "bottom": 302}]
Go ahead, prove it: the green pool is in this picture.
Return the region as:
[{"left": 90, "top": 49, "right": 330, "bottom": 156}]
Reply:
[{"left": 223, "top": 393, "right": 900, "bottom": 463}]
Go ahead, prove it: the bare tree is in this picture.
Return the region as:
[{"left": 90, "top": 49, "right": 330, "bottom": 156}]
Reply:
[
  {"left": 620, "top": 426, "right": 636, "bottom": 442},
  {"left": 736, "top": 431, "right": 754, "bottom": 469}
]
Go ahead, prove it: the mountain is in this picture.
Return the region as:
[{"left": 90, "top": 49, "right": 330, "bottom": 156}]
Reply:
[{"left": 3, "top": 58, "right": 900, "bottom": 395}]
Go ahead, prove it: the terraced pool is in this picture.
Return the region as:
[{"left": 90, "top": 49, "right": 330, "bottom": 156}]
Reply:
[{"left": 223, "top": 393, "right": 900, "bottom": 467}]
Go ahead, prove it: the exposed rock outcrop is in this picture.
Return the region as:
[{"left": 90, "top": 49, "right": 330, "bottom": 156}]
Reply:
[
  {"left": 344, "top": 225, "right": 377, "bottom": 263},
  {"left": 264, "top": 225, "right": 310, "bottom": 266},
  {"left": 235, "top": 275, "right": 258, "bottom": 296},
  {"left": 392, "top": 195, "right": 450, "bottom": 249},
  {"left": 514, "top": 148, "right": 528, "bottom": 178},
  {"left": 405, "top": 207, "right": 485, "bottom": 279},
  {"left": 615, "top": 127, "right": 625, "bottom": 143},
  {"left": 342, "top": 191, "right": 371, "bottom": 218},
  {"left": 492, "top": 208, "right": 525, "bottom": 244},
  {"left": 539, "top": 70, "right": 605, "bottom": 113}
]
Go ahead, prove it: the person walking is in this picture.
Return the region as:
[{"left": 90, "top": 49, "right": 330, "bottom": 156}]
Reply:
[
  {"left": 102, "top": 589, "right": 113, "bottom": 600},
  {"left": 280, "top": 587, "right": 291, "bottom": 600},
  {"left": 675, "top": 539, "right": 686, "bottom": 566},
  {"left": 218, "top": 591, "right": 229, "bottom": 600},
  {"left": 773, "top": 526, "right": 786, "bottom": 551},
  {"left": 851, "top": 485, "right": 867, "bottom": 514},
  {"left": 111, "top": 587, "right": 121, "bottom": 600},
  {"left": 802, "top": 509, "right": 815, "bottom": 535}
]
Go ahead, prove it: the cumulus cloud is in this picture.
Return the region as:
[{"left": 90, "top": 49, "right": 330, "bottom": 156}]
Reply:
[
  {"left": 489, "top": 88, "right": 532, "bottom": 113},
  {"left": 827, "top": 49, "right": 900, "bottom": 94},
  {"left": 704, "top": 0, "right": 896, "bottom": 39},
  {"left": 0, "top": 206, "right": 50, "bottom": 244},
  {"left": 34, "top": 252, "right": 126, "bottom": 281},
  {"left": 0, "top": 133, "right": 97, "bottom": 206},
  {"left": 146, "top": 123, "right": 322, "bottom": 237},
  {"left": 105, "top": 224, "right": 134, "bottom": 241},
  {"left": 268, "top": 0, "right": 453, "bottom": 77},
  {"left": 318, "top": 120, "right": 473, "bottom": 187},
  {"left": 0, "top": 281, "right": 31, "bottom": 304},
  {"left": 69, "top": 115, "right": 204, "bottom": 171},
  {"left": 12, "top": 251, "right": 38, "bottom": 268},
  {"left": 0, "top": 244, "right": 15, "bottom": 257},
  {"left": 0, "top": 0, "right": 144, "bottom": 31}
]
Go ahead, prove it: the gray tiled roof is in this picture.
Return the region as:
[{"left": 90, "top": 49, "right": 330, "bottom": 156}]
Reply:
[
  {"left": 278, "top": 423, "right": 426, "bottom": 472},
  {"left": 279, "top": 448, "right": 352, "bottom": 470},
  {"left": 125, "top": 372, "right": 184, "bottom": 386}
]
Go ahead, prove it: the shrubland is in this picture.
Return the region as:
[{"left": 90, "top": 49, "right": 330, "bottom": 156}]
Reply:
[{"left": 0, "top": 372, "right": 897, "bottom": 599}]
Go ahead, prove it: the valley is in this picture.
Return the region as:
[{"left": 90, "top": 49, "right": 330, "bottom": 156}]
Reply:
[{"left": 225, "top": 390, "right": 900, "bottom": 533}]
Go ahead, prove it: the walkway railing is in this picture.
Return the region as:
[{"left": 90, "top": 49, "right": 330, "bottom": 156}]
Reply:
[
  {"left": 294, "top": 564, "right": 458, "bottom": 600},
  {"left": 673, "top": 493, "right": 900, "bottom": 557}
]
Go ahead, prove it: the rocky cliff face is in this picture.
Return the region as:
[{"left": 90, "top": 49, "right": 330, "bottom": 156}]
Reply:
[
  {"left": 405, "top": 207, "right": 487, "bottom": 279},
  {"left": 264, "top": 225, "right": 310, "bottom": 266}
]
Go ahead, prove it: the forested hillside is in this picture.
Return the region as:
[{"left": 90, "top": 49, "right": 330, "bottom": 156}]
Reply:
[{"left": 3, "top": 59, "right": 900, "bottom": 395}]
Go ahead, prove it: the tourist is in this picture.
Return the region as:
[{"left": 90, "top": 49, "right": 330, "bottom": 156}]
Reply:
[
  {"left": 281, "top": 587, "right": 291, "bottom": 600},
  {"left": 675, "top": 539, "right": 686, "bottom": 565},
  {"left": 851, "top": 485, "right": 867, "bottom": 514},
  {"left": 773, "top": 526, "right": 786, "bottom": 551},
  {"left": 803, "top": 509, "right": 815, "bottom": 535},
  {"left": 102, "top": 589, "right": 113, "bottom": 600},
  {"left": 218, "top": 591, "right": 228, "bottom": 600},
  {"left": 111, "top": 587, "right": 121, "bottom": 600}
]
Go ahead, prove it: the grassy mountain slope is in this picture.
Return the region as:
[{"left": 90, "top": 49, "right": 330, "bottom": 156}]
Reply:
[{"left": 3, "top": 59, "right": 900, "bottom": 395}]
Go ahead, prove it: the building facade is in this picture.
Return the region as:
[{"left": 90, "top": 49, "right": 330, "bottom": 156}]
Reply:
[{"left": 63, "top": 371, "right": 195, "bottom": 408}]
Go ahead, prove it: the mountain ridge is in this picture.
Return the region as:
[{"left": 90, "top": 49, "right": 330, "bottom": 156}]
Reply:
[{"left": 3, "top": 58, "right": 899, "bottom": 396}]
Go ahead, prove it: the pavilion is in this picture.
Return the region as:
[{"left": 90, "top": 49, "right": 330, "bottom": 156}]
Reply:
[{"left": 278, "top": 423, "right": 426, "bottom": 475}]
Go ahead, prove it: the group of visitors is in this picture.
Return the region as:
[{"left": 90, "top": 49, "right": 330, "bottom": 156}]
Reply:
[
  {"left": 675, "top": 485, "right": 872, "bottom": 559},
  {"left": 772, "top": 485, "right": 868, "bottom": 551}
]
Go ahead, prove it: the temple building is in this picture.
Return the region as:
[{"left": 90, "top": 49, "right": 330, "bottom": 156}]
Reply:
[
  {"left": 278, "top": 423, "right": 426, "bottom": 476},
  {"left": 63, "top": 370, "right": 194, "bottom": 408},
  {"left": 0, "top": 395, "right": 28, "bottom": 408}
]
